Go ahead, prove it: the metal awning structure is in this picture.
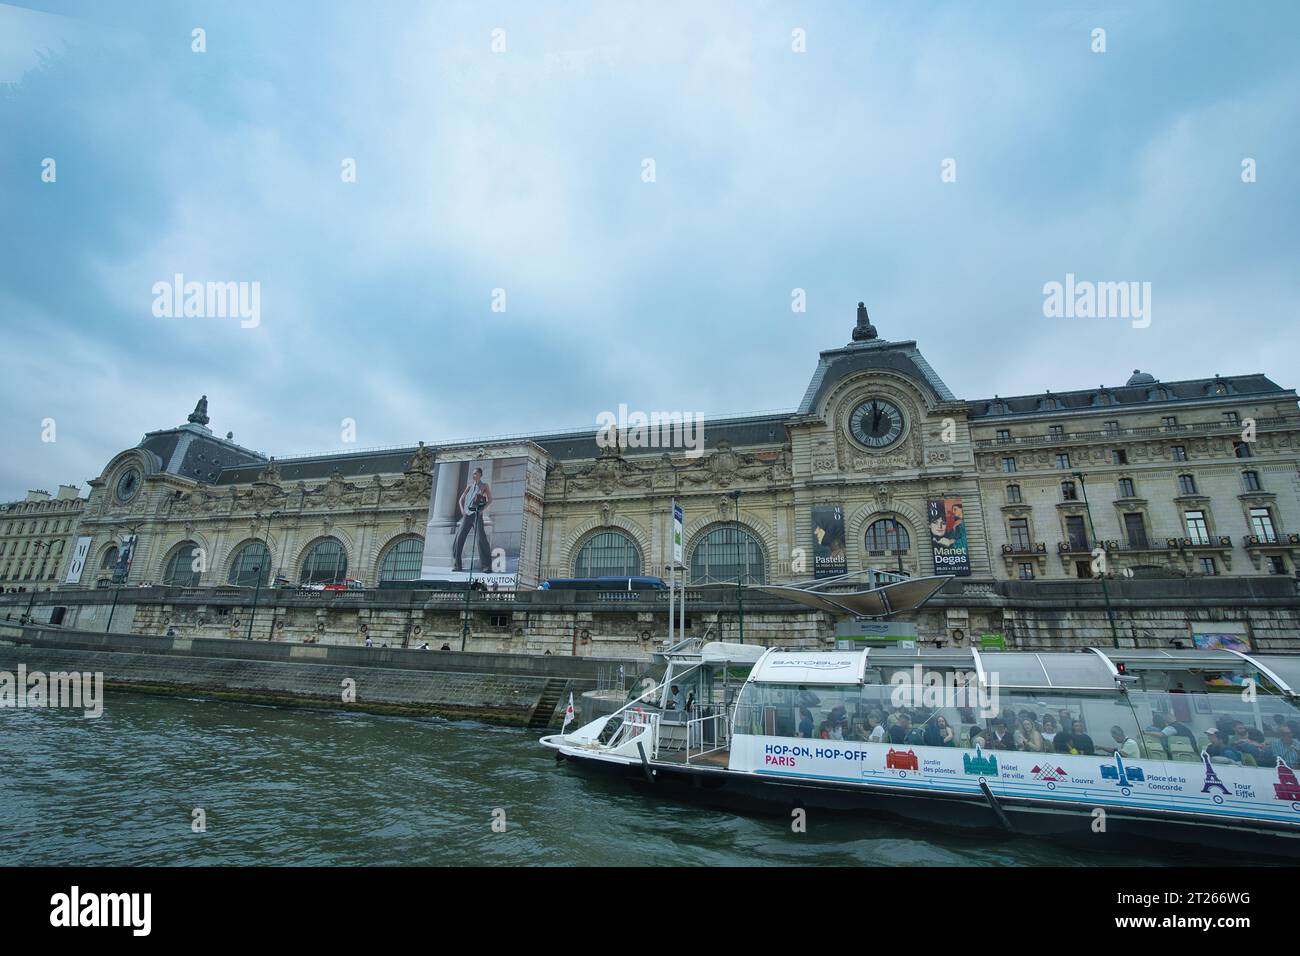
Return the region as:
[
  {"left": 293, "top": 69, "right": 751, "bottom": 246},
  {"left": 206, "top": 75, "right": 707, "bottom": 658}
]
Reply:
[{"left": 748, "top": 573, "right": 953, "bottom": 618}]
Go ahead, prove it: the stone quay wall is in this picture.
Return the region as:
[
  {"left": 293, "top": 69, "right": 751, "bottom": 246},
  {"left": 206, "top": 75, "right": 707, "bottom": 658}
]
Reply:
[
  {"left": 2, "top": 577, "right": 1298, "bottom": 657},
  {"left": 0, "top": 623, "right": 631, "bottom": 727}
]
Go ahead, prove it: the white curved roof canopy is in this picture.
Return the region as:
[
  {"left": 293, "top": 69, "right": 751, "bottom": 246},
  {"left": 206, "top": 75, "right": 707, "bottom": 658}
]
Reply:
[{"left": 752, "top": 574, "right": 952, "bottom": 617}]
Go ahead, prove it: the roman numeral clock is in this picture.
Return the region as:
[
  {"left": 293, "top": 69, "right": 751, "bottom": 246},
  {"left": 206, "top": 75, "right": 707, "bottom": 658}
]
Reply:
[{"left": 848, "top": 399, "right": 905, "bottom": 449}]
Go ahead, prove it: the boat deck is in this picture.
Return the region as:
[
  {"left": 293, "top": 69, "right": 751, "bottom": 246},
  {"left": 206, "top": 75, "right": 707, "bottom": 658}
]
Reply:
[{"left": 655, "top": 748, "right": 731, "bottom": 768}]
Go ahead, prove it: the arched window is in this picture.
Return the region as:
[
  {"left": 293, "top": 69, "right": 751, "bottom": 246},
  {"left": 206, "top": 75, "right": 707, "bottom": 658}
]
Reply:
[
  {"left": 301, "top": 538, "right": 347, "bottom": 584},
  {"left": 162, "top": 541, "right": 203, "bottom": 587},
  {"left": 100, "top": 546, "right": 119, "bottom": 571},
  {"left": 690, "top": 526, "right": 766, "bottom": 585},
  {"left": 574, "top": 530, "right": 643, "bottom": 578},
  {"left": 865, "top": 518, "right": 910, "bottom": 554},
  {"left": 379, "top": 537, "right": 424, "bottom": 582},
  {"left": 228, "top": 540, "right": 271, "bottom": 588}
]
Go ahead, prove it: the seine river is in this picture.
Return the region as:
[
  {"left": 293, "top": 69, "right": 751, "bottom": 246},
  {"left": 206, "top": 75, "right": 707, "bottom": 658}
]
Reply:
[{"left": 0, "top": 692, "right": 1216, "bottom": 866}]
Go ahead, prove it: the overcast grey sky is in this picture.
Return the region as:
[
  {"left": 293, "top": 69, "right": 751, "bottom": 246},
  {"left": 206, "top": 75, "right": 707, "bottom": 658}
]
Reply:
[{"left": 1, "top": 0, "right": 1297, "bottom": 500}]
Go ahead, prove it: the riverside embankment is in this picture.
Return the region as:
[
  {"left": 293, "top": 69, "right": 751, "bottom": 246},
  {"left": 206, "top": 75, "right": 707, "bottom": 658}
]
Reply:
[{"left": 0, "top": 622, "right": 641, "bottom": 727}]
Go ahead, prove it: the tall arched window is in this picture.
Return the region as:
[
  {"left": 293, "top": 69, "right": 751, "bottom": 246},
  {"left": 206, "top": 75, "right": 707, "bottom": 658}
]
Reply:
[
  {"left": 690, "top": 526, "right": 766, "bottom": 585},
  {"left": 573, "top": 530, "right": 643, "bottom": 578},
  {"left": 379, "top": 537, "right": 424, "bottom": 582},
  {"left": 865, "top": 518, "right": 910, "bottom": 554},
  {"left": 100, "top": 546, "right": 119, "bottom": 571},
  {"left": 162, "top": 541, "right": 203, "bottom": 587},
  {"left": 301, "top": 538, "right": 347, "bottom": 584},
  {"left": 228, "top": 540, "right": 271, "bottom": 588}
]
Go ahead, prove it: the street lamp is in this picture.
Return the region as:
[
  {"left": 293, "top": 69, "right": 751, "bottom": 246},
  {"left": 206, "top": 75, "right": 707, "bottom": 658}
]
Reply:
[
  {"left": 246, "top": 511, "right": 278, "bottom": 641},
  {"left": 731, "top": 490, "right": 744, "bottom": 644},
  {"left": 1072, "top": 471, "right": 1121, "bottom": 647},
  {"left": 105, "top": 524, "right": 140, "bottom": 634},
  {"left": 22, "top": 542, "right": 52, "bottom": 623}
]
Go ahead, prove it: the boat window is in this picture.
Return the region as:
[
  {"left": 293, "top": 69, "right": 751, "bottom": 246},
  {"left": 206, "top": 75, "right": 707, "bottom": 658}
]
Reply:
[
  {"left": 979, "top": 653, "right": 1050, "bottom": 688},
  {"left": 1124, "top": 680, "right": 1300, "bottom": 768},
  {"left": 735, "top": 678, "right": 1148, "bottom": 759},
  {"left": 1249, "top": 656, "right": 1300, "bottom": 697},
  {"left": 979, "top": 690, "right": 1145, "bottom": 759},
  {"left": 1038, "top": 654, "right": 1117, "bottom": 690}
]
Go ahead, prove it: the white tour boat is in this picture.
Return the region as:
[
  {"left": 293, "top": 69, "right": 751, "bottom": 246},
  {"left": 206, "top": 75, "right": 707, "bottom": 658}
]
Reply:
[{"left": 543, "top": 639, "right": 1300, "bottom": 856}]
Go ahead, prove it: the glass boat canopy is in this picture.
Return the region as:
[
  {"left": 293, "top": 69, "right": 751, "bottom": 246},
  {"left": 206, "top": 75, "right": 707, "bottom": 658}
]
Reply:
[{"left": 745, "top": 646, "right": 1299, "bottom": 697}]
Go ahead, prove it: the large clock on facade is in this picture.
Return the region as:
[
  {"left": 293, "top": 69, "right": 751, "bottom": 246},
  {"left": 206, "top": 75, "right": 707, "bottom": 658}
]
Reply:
[
  {"left": 848, "top": 399, "right": 905, "bottom": 449},
  {"left": 114, "top": 467, "right": 142, "bottom": 503}
]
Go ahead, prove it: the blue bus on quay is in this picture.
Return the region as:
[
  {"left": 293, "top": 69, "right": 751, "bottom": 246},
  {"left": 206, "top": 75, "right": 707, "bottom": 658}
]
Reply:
[{"left": 539, "top": 576, "right": 668, "bottom": 591}]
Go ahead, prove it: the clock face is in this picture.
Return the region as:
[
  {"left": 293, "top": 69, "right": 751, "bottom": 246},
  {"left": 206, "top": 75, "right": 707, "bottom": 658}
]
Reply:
[
  {"left": 849, "top": 399, "right": 905, "bottom": 449},
  {"left": 115, "top": 467, "right": 141, "bottom": 503}
]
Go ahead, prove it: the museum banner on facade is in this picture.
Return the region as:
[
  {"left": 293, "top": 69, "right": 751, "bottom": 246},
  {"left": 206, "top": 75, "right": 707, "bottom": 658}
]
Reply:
[
  {"left": 812, "top": 503, "right": 847, "bottom": 579},
  {"left": 927, "top": 497, "right": 971, "bottom": 577}
]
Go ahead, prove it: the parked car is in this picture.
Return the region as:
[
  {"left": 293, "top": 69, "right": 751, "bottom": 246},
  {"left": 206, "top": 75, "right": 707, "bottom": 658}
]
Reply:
[{"left": 323, "top": 578, "right": 364, "bottom": 592}]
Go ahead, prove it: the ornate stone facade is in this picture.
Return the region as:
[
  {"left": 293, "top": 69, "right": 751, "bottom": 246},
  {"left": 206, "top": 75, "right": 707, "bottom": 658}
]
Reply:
[{"left": 46, "top": 309, "right": 1300, "bottom": 595}]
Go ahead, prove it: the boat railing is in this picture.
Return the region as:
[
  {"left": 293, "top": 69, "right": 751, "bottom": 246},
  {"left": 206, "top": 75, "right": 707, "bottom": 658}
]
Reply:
[
  {"left": 686, "top": 713, "right": 730, "bottom": 762},
  {"left": 609, "top": 708, "right": 661, "bottom": 757}
]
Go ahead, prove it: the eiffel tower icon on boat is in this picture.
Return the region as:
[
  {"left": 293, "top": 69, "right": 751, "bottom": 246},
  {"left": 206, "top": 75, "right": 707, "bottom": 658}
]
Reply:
[{"left": 1200, "top": 750, "right": 1230, "bottom": 795}]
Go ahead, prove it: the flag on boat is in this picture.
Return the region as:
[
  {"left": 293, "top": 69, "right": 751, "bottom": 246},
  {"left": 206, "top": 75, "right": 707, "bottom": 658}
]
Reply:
[{"left": 561, "top": 693, "right": 575, "bottom": 731}]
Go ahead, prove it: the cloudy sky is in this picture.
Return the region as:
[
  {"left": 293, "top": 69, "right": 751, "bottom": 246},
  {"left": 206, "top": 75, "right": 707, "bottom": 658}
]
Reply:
[{"left": 1, "top": 0, "right": 1297, "bottom": 500}]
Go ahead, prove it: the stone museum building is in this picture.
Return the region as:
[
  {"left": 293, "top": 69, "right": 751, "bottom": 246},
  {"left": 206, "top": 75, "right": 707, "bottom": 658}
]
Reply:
[{"left": 7, "top": 305, "right": 1300, "bottom": 653}]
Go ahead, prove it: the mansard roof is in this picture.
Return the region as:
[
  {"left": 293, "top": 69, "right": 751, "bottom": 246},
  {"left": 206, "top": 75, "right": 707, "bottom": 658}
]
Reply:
[
  {"left": 797, "top": 338, "right": 957, "bottom": 415},
  {"left": 969, "top": 373, "right": 1292, "bottom": 419},
  {"left": 138, "top": 422, "right": 267, "bottom": 483},
  {"left": 214, "top": 447, "right": 418, "bottom": 485}
]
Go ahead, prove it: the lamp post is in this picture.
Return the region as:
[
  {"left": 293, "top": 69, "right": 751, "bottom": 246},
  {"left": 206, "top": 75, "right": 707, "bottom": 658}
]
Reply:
[
  {"left": 731, "top": 490, "right": 744, "bottom": 644},
  {"left": 105, "top": 524, "right": 140, "bottom": 634},
  {"left": 22, "top": 542, "right": 52, "bottom": 623},
  {"left": 1072, "top": 471, "right": 1121, "bottom": 647},
  {"left": 245, "top": 511, "right": 278, "bottom": 641}
]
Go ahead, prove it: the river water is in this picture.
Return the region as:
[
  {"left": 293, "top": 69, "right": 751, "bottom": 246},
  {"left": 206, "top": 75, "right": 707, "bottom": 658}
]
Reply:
[{"left": 0, "top": 692, "right": 1215, "bottom": 866}]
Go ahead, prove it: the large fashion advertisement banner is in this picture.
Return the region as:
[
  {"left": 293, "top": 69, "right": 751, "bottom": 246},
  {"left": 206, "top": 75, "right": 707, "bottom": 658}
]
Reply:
[
  {"left": 811, "top": 504, "right": 847, "bottom": 579},
  {"left": 927, "top": 497, "right": 970, "bottom": 577},
  {"left": 420, "top": 456, "right": 527, "bottom": 587}
]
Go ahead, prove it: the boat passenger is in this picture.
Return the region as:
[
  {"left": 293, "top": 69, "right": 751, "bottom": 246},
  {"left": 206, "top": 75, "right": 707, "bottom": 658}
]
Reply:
[
  {"left": 1052, "top": 730, "right": 1074, "bottom": 754},
  {"left": 1153, "top": 711, "right": 1197, "bottom": 752},
  {"left": 967, "top": 725, "right": 987, "bottom": 750},
  {"left": 797, "top": 708, "right": 815, "bottom": 739},
  {"left": 1066, "top": 721, "right": 1097, "bottom": 756},
  {"left": 864, "top": 711, "right": 887, "bottom": 742},
  {"left": 888, "top": 713, "right": 914, "bottom": 745},
  {"left": 828, "top": 704, "right": 849, "bottom": 732},
  {"left": 1228, "top": 723, "right": 1258, "bottom": 758},
  {"left": 1203, "top": 728, "right": 1242, "bottom": 763},
  {"left": 1017, "top": 718, "right": 1045, "bottom": 753},
  {"left": 923, "top": 715, "right": 956, "bottom": 747},
  {"left": 1056, "top": 708, "right": 1074, "bottom": 735},
  {"left": 852, "top": 712, "right": 883, "bottom": 749},
  {"left": 987, "top": 719, "right": 1016, "bottom": 751},
  {"left": 1270, "top": 724, "right": 1300, "bottom": 765},
  {"left": 1230, "top": 725, "right": 1267, "bottom": 764},
  {"left": 1040, "top": 714, "right": 1059, "bottom": 744},
  {"left": 818, "top": 720, "right": 834, "bottom": 740},
  {"left": 1103, "top": 725, "right": 1140, "bottom": 758},
  {"left": 666, "top": 685, "right": 683, "bottom": 711}
]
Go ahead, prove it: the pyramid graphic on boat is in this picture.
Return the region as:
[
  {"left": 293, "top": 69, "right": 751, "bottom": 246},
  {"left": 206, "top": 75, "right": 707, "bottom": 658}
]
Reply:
[{"left": 1030, "top": 763, "right": 1068, "bottom": 782}]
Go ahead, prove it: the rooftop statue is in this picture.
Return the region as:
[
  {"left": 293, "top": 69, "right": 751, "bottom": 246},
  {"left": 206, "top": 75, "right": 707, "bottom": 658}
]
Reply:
[
  {"left": 187, "top": 395, "right": 210, "bottom": 426},
  {"left": 852, "top": 301, "right": 878, "bottom": 341}
]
